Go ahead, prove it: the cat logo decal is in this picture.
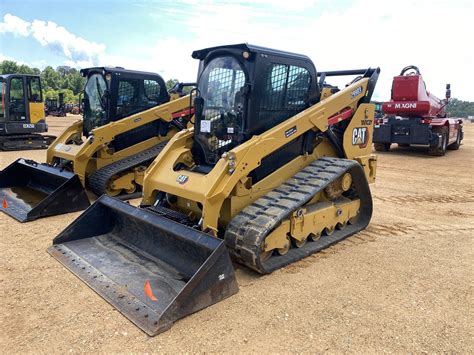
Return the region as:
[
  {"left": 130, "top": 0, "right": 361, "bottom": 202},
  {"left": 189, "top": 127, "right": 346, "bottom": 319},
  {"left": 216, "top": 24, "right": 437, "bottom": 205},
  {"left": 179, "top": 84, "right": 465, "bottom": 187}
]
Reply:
[{"left": 352, "top": 127, "right": 368, "bottom": 148}]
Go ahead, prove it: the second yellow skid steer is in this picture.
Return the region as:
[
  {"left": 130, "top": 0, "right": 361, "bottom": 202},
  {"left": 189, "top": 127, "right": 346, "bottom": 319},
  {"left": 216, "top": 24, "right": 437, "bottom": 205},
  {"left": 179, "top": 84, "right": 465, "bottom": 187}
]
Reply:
[
  {"left": 0, "top": 67, "right": 194, "bottom": 222},
  {"left": 49, "top": 44, "right": 379, "bottom": 335}
]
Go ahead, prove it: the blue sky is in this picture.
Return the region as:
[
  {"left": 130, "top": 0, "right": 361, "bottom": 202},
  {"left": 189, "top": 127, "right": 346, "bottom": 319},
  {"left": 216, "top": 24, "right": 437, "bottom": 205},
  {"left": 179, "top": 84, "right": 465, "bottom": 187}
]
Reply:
[{"left": 1, "top": 0, "right": 473, "bottom": 100}]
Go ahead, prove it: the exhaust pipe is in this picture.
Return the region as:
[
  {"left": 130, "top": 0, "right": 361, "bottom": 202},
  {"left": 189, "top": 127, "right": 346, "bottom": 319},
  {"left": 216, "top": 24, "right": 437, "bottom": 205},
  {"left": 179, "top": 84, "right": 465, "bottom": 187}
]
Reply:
[
  {"left": 48, "top": 195, "right": 238, "bottom": 335},
  {"left": 0, "top": 159, "right": 90, "bottom": 222}
]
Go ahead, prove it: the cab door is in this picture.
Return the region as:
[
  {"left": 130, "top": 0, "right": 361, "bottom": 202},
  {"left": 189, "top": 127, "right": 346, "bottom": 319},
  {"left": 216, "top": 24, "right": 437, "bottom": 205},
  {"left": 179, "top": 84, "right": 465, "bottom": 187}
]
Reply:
[
  {"left": 26, "top": 76, "right": 45, "bottom": 124},
  {"left": 8, "top": 76, "right": 28, "bottom": 122}
]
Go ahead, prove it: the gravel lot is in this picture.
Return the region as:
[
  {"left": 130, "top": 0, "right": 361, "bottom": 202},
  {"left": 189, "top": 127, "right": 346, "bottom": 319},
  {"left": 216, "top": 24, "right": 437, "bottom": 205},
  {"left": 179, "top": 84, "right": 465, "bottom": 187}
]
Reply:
[{"left": 1, "top": 117, "right": 472, "bottom": 352}]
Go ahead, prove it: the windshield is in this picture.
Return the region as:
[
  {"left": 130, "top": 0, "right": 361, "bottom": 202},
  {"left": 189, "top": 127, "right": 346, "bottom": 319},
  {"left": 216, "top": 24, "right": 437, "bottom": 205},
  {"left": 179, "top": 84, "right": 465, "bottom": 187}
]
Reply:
[
  {"left": 196, "top": 56, "right": 246, "bottom": 164},
  {"left": 83, "top": 73, "right": 107, "bottom": 134}
]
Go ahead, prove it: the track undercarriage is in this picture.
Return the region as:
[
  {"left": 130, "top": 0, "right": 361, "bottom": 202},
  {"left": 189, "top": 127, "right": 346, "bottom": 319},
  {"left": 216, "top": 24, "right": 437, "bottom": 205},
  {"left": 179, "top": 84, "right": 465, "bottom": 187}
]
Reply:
[
  {"left": 225, "top": 157, "right": 371, "bottom": 273},
  {"left": 88, "top": 141, "right": 169, "bottom": 198}
]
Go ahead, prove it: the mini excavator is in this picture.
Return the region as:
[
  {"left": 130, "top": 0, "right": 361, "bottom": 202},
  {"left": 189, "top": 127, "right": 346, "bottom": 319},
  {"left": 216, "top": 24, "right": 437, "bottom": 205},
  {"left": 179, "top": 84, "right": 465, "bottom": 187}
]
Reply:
[{"left": 0, "top": 74, "right": 55, "bottom": 150}]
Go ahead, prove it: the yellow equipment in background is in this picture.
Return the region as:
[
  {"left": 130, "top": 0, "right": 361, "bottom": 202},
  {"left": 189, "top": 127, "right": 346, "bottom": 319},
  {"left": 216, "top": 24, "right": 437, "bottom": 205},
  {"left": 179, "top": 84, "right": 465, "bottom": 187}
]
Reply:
[
  {"left": 0, "top": 74, "right": 55, "bottom": 150},
  {"left": 0, "top": 67, "right": 194, "bottom": 222}
]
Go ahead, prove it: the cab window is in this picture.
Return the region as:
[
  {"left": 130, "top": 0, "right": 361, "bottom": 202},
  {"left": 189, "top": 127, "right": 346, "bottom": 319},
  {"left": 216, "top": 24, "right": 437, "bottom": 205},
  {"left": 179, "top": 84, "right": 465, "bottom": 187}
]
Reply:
[
  {"left": 116, "top": 78, "right": 162, "bottom": 120},
  {"left": 116, "top": 79, "right": 139, "bottom": 119},
  {"left": 261, "top": 64, "right": 310, "bottom": 111},
  {"left": 144, "top": 79, "right": 161, "bottom": 101},
  {"left": 10, "top": 77, "right": 25, "bottom": 101},
  {"left": 9, "top": 77, "right": 26, "bottom": 120},
  {"left": 27, "top": 77, "right": 42, "bottom": 102},
  {"left": 260, "top": 63, "right": 311, "bottom": 127}
]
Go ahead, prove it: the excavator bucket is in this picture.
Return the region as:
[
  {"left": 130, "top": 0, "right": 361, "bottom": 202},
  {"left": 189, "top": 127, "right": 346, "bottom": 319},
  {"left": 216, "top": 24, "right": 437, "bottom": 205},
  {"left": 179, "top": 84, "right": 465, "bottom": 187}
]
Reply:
[
  {"left": 47, "top": 195, "right": 238, "bottom": 336},
  {"left": 0, "top": 158, "right": 90, "bottom": 222}
]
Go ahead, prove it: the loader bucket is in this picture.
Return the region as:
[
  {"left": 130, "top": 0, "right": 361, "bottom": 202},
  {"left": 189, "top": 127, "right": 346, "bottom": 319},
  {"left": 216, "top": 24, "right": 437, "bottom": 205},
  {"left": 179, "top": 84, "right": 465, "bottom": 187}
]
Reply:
[
  {"left": 47, "top": 195, "right": 239, "bottom": 336},
  {"left": 0, "top": 158, "right": 90, "bottom": 222}
]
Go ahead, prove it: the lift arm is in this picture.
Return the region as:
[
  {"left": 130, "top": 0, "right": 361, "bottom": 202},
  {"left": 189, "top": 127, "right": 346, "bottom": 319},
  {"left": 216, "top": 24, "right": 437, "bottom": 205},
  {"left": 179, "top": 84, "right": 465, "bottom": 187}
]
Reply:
[{"left": 47, "top": 94, "right": 193, "bottom": 164}]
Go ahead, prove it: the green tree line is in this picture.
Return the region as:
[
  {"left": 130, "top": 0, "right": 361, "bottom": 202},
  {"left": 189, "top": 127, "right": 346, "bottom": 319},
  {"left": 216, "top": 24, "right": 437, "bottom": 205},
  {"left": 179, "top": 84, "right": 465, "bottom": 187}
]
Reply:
[
  {"left": 1, "top": 60, "right": 190, "bottom": 103},
  {"left": 1, "top": 60, "right": 472, "bottom": 116},
  {"left": 446, "top": 98, "right": 474, "bottom": 119}
]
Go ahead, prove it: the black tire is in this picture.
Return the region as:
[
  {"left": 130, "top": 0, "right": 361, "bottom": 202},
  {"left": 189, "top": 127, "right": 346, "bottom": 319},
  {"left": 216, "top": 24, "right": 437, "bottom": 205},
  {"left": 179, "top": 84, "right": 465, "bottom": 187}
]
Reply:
[
  {"left": 374, "top": 142, "right": 391, "bottom": 152},
  {"left": 398, "top": 143, "right": 410, "bottom": 148},
  {"left": 447, "top": 128, "right": 461, "bottom": 150},
  {"left": 429, "top": 126, "right": 448, "bottom": 156}
]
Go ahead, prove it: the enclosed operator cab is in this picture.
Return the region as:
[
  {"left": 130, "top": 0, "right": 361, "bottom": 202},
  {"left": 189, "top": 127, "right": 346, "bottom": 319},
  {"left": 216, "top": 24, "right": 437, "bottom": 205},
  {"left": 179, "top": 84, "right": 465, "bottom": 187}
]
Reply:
[
  {"left": 0, "top": 74, "right": 52, "bottom": 149},
  {"left": 80, "top": 67, "right": 171, "bottom": 151},
  {"left": 192, "top": 44, "right": 319, "bottom": 168}
]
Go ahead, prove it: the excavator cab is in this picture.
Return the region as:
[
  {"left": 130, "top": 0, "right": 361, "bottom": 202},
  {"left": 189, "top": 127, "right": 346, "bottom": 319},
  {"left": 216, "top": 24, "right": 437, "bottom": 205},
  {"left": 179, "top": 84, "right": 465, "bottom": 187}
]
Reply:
[{"left": 0, "top": 74, "right": 55, "bottom": 150}]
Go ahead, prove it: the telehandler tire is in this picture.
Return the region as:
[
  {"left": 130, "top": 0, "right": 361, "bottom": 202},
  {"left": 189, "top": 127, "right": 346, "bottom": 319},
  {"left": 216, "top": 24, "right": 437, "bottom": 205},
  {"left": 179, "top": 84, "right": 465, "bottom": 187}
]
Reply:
[
  {"left": 448, "top": 129, "right": 461, "bottom": 150},
  {"left": 429, "top": 126, "right": 448, "bottom": 156}
]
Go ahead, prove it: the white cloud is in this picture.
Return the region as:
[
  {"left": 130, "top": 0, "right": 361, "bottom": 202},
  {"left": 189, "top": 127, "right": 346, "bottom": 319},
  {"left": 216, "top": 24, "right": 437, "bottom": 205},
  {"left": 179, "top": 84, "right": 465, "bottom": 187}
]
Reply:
[
  {"left": 142, "top": 0, "right": 474, "bottom": 101},
  {"left": 1, "top": 1, "right": 473, "bottom": 101},
  {"left": 30, "top": 19, "right": 105, "bottom": 65},
  {"left": 102, "top": 37, "right": 199, "bottom": 82},
  {"left": 0, "top": 14, "right": 106, "bottom": 67},
  {"left": 0, "top": 14, "right": 30, "bottom": 37},
  {"left": 0, "top": 53, "right": 48, "bottom": 70}
]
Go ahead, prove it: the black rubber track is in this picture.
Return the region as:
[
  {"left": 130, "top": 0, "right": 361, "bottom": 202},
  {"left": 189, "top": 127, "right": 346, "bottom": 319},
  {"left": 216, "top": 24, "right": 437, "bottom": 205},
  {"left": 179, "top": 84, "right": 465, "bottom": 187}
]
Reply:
[
  {"left": 0, "top": 134, "right": 56, "bottom": 151},
  {"left": 88, "top": 141, "right": 168, "bottom": 197},
  {"left": 224, "top": 157, "right": 373, "bottom": 274}
]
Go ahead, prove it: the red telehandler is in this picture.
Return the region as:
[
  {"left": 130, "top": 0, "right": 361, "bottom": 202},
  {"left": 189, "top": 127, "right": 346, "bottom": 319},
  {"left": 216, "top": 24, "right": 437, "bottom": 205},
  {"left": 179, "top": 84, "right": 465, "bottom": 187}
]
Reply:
[{"left": 373, "top": 65, "right": 463, "bottom": 156}]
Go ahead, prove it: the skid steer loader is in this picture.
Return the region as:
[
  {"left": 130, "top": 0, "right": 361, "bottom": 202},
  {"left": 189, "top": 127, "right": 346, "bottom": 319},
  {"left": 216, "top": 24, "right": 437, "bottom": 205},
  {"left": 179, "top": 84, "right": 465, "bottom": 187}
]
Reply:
[
  {"left": 48, "top": 44, "right": 379, "bottom": 335},
  {"left": 0, "top": 67, "right": 195, "bottom": 222}
]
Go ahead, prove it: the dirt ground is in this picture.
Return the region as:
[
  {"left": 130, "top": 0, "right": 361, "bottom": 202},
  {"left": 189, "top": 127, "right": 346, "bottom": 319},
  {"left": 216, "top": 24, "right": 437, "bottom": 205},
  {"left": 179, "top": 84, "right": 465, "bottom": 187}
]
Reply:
[{"left": 1, "top": 116, "right": 473, "bottom": 353}]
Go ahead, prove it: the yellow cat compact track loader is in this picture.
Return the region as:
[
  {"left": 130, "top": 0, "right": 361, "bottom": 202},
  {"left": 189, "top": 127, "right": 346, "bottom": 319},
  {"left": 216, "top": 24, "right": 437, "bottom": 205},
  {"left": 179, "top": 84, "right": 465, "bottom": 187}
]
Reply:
[
  {"left": 0, "top": 67, "right": 194, "bottom": 222},
  {"left": 48, "top": 44, "right": 379, "bottom": 335},
  {"left": 0, "top": 74, "right": 55, "bottom": 150}
]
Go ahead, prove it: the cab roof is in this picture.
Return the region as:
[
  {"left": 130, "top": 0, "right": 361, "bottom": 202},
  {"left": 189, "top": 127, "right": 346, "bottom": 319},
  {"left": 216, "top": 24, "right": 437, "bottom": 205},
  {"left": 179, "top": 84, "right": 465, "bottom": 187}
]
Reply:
[
  {"left": 80, "top": 66, "right": 162, "bottom": 78},
  {"left": 192, "top": 43, "right": 313, "bottom": 63},
  {"left": 0, "top": 73, "right": 41, "bottom": 79}
]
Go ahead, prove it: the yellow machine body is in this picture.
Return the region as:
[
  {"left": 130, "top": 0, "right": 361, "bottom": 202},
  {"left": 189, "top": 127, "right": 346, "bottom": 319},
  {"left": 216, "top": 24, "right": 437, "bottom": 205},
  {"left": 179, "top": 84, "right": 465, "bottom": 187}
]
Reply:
[
  {"left": 46, "top": 94, "right": 192, "bottom": 192},
  {"left": 48, "top": 44, "right": 380, "bottom": 335},
  {"left": 28, "top": 101, "right": 46, "bottom": 124},
  {"left": 142, "top": 79, "right": 377, "bottom": 233},
  {"left": 1, "top": 67, "right": 195, "bottom": 221}
]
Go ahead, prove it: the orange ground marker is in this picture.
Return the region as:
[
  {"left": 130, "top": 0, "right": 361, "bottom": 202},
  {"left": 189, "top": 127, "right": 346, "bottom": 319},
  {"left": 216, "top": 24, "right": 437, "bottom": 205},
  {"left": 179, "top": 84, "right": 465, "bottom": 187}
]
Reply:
[{"left": 144, "top": 280, "right": 158, "bottom": 301}]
